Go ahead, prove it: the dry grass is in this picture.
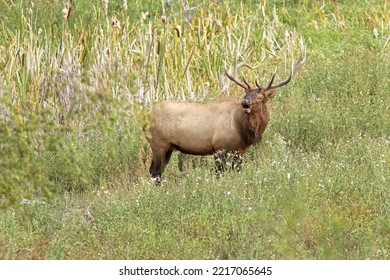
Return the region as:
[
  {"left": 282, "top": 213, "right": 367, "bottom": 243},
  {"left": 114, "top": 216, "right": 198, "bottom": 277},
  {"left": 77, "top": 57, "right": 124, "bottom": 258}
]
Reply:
[{"left": 0, "top": 0, "right": 389, "bottom": 259}]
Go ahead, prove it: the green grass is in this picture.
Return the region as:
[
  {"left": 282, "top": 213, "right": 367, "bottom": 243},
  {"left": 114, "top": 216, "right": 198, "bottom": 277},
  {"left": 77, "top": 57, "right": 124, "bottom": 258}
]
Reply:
[{"left": 0, "top": 0, "right": 389, "bottom": 259}]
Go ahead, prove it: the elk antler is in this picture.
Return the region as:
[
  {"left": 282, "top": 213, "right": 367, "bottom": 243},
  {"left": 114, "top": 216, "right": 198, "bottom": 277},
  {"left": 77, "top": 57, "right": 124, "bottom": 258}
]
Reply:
[
  {"left": 226, "top": 52, "right": 257, "bottom": 91},
  {"left": 261, "top": 52, "right": 306, "bottom": 92}
]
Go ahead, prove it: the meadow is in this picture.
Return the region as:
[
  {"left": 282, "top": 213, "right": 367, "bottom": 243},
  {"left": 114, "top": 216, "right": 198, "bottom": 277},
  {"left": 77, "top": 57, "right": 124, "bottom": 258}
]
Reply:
[{"left": 0, "top": 0, "right": 389, "bottom": 259}]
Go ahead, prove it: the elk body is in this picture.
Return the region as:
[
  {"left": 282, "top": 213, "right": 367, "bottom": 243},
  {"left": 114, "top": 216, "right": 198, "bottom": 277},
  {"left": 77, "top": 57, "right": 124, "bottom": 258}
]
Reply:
[{"left": 147, "top": 57, "right": 304, "bottom": 182}]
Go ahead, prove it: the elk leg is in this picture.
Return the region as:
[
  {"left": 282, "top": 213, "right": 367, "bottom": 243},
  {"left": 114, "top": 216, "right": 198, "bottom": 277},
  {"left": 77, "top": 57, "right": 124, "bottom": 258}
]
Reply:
[
  {"left": 149, "top": 147, "right": 173, "bottom": 183},
  {"left": 213, "top": 150, "right": 227, "bottom": 176},
  {"left": 231, "top": 151, "right": 243, "bottom": 172},
  {"left": 149, "top": 156, "right": 162, "bottom": 183},
  {"left": 163, "top": 149, "right": 173, "bottom": 171}
]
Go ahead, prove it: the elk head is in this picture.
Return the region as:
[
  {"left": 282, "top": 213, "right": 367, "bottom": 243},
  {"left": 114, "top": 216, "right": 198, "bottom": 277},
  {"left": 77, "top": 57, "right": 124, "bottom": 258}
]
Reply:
[{"left": 226, "top": 55, "right": 306, "bottom": 114}]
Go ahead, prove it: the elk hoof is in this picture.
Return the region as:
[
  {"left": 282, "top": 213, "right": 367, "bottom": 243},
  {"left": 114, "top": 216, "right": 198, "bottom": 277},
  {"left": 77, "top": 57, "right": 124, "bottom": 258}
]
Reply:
[{"left": 150, "top": 176, "right": 162, "bottom": 185}]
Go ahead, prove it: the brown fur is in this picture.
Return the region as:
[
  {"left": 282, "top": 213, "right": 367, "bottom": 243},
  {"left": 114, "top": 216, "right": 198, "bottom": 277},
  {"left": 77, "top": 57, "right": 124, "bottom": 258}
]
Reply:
[
  {"left": 146, "top": 90, "right": 272, "bottom": 181},
  {"left": 146, "top": 56, "right": 304, "bottom": 181}
]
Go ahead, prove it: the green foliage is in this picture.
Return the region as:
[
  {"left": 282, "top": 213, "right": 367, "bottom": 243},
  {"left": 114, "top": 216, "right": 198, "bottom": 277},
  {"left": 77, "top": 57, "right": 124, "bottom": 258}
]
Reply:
[
  {"left": 0, "top": 0, "right": 389, "bottom": 259},
  {"left": 271, "top": 49, "right": 390, "bottom": 151}
]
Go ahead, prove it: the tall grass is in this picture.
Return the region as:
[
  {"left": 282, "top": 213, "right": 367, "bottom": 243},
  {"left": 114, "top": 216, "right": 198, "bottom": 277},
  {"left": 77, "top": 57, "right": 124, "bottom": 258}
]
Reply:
[{"left": 0, "top": 0, "right": 389, "bottom": 259}]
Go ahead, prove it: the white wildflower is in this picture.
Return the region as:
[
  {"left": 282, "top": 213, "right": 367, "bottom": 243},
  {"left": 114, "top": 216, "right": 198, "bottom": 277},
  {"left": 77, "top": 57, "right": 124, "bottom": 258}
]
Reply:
[{"left": 373, "top": 27, "right": 379, "bottom": 39}]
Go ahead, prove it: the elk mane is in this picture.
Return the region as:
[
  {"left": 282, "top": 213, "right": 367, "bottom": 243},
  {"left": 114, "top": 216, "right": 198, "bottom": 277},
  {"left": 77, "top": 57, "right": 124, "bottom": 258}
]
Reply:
[{"left": 241, "top": 110, "right": 268, "bottom": 145}]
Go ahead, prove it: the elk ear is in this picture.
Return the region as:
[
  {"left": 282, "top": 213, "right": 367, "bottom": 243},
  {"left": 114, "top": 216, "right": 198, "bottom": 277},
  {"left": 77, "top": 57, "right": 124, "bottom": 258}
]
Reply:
[{"left": 265, "top": 90, "right": 276, "bottom": 100}]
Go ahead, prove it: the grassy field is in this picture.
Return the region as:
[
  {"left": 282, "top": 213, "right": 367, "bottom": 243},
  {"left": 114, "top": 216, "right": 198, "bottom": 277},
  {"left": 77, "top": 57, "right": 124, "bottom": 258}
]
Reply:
[{"left": 0, "top": 0, "right": 389, "bottom": 259}]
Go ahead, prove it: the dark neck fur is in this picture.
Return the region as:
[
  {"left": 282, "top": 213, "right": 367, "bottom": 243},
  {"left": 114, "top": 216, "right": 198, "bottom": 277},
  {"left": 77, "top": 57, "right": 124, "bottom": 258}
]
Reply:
[{"left": 240, "top": 106, "right": 270, "bottom": 145}]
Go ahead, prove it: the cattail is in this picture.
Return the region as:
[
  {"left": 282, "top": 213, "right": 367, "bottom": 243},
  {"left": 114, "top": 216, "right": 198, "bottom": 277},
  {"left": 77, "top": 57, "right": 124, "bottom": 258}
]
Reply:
[
  {"left": 174, "top": 25, "right": 182, "bottom": 38},
  {"left": 123, "top": 0, "right": 128, "bottom": 12},
  {"left": 62, "top": 0, "right": 73, "bottom": 21},
  {"left": 111, "top": 15, "right": 120, "bottom": 30},
  {"left": 102, "top": 0, "right": 108, "bottom": 16},
  {"left": 29, "top": 1, "right": 34, "bottom": 16},
  {"left": 62, "top": 8, "right": 69, "bottom": 19}
]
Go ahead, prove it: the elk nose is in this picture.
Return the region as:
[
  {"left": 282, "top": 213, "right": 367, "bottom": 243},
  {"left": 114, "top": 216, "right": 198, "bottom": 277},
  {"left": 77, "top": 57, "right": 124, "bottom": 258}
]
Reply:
[{"left": 241, "top": 97, "right": 250, "bottom": 108}]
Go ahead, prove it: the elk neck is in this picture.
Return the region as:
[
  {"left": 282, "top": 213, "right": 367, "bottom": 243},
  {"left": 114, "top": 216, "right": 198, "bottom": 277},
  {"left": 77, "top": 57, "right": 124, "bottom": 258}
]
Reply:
[{"left": 238, "top": 102, "right": 270, "bottom": 145}]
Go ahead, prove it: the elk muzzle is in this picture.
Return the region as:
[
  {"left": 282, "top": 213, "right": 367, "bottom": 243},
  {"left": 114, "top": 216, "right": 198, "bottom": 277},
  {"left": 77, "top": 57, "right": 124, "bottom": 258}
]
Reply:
[{"left": 241, "top": 97, "right": 251, "bottom": 113}]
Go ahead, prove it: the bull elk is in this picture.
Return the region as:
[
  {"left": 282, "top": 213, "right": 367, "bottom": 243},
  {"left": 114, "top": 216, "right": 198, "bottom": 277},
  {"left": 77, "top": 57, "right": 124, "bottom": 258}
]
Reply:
[{"left": 146, "top": 55, "right": 305, "bottom": 182}]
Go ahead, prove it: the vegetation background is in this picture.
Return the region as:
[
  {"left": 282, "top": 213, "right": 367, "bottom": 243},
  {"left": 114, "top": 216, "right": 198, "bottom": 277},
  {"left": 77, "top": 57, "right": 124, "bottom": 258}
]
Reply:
[{"left": 0, "top": 0, "right": 388, "bottom": 259}]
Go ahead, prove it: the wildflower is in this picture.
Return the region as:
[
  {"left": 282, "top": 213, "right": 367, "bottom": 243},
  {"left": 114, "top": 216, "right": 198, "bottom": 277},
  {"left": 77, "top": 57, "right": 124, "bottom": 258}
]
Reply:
[
  {"left": 373, "top": 27, "right": 379, "bottom": 39},
  {"left": 141, "top": 12, "right": 149, "bottom": 22}
]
